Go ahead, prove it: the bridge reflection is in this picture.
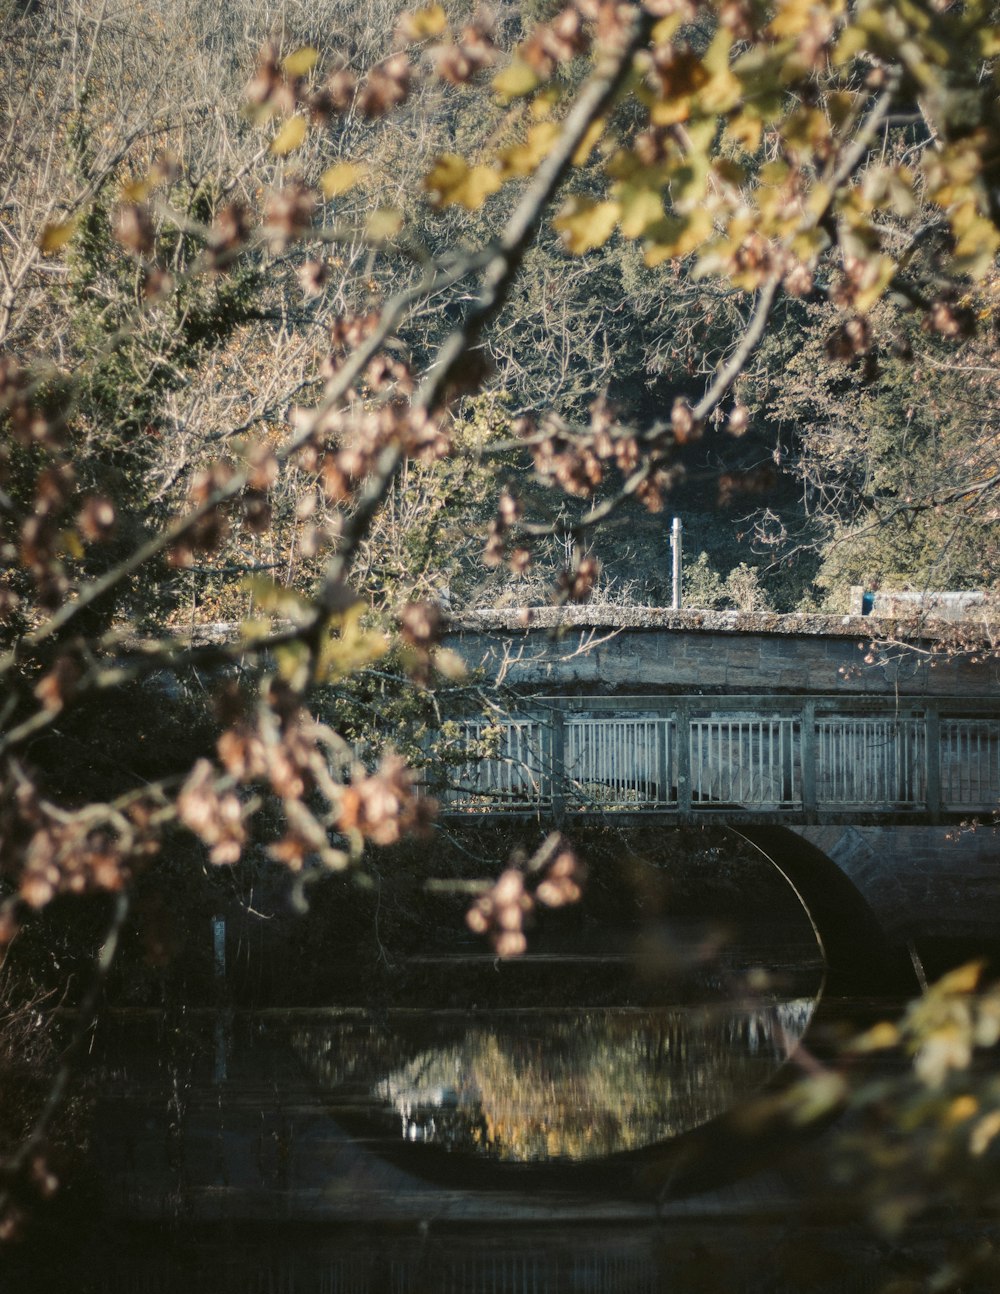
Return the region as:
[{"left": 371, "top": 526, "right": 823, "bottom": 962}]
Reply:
[{"left": 435, "top": 694, "right": 1000, "bottom": 825}]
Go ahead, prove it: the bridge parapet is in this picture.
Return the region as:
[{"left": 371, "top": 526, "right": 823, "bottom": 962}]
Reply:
[
  {"left": 435, "top": 695, "right": 1000, "bottom": 827},
  {"left": 442, "top": 608, "right": 999, "bottom": 697}
]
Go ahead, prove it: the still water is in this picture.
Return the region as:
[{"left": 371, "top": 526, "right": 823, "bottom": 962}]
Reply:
[
  {"left": 295, "top": 1000, "right": 815, "bottom": 1161},
  {"left": 13, "top": 832, "right": 862, "bottom": 1292},
  {"left": 90, "top": 991, "right": 817, "bottom": 1210}
]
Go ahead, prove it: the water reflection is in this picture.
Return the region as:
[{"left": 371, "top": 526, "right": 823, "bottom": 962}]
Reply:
[{"left": 292, "top": 999, "right": 815, "bottom": 1162}]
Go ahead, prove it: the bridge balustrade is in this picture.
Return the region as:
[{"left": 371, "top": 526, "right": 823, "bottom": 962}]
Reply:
[{"left": 435, "top": 696, "right": 1000, "bottom": 824}]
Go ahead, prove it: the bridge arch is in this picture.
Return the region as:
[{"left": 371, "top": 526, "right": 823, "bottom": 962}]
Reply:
[{"left": 734, "top": 826, "right": 912, "bottom": 996}]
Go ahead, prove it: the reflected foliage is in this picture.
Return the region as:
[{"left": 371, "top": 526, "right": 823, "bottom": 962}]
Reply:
[{"left": 293, "top": 1000, "right": 815, "bottom": 1161}]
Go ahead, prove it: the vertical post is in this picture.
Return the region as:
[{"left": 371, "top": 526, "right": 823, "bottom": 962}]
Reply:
[
  {"left": 670, "top": 516, "right": 683, "bottom": 610},
  {"left": 674, "top": 699, "right": 691, "bottom": 816},
  {"left": 550, "top": 705, "right": 566, "bottom": 820},
  {"left": 657, "top": 710, "right": 670, "bottom": 807},
  {"left": 212, "top": 915, "right": 228, "bottom": 1085},
  {"left": 213, "top": 915, "right": 226, "bottom": 982},
  {"left": 801, "top": 699, "right": 816, "bottom": 820},
  {"left": 925, "top": 702, "right": 941, "bottom": 823}
]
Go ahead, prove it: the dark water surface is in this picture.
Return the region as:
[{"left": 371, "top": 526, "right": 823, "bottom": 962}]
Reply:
[
  {"left": 90, "top": 992, "right": 817, "bottom": 1203},
  {"left": 10, "top": 833, "right": 916, "bottom": 1293}
]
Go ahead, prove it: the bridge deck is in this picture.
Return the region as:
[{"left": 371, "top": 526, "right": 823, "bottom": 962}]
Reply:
[{"left": 432, "top": 695, "right": 1000, "bottom": 827}]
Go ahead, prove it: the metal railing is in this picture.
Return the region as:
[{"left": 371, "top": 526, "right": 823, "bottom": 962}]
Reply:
[{"left": 436, "top": 696, "right": 1000, "bottom": 824}]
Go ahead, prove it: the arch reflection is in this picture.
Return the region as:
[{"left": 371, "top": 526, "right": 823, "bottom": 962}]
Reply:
[{"left": 293, "top": 998, "right": 816, "bottom": 1163}]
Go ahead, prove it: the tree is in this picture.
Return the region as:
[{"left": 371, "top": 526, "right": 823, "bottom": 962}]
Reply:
[
  {"left": 2, "top": 0, "right": 1000, "bottom": 1256},
  {"left": 742, "top": 283, "right": 1000, "bottom": 609}
]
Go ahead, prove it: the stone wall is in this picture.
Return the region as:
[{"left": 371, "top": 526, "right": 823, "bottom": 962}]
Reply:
[
  {"left": 794, "top": 823, "right": 1000, "bottom": 941},
  {"left": 444, "top": 608, "right": 998, "bottom": 697}
]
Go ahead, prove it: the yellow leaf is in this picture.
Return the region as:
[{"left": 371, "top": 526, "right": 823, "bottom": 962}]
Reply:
[
  {"left": 783, "top": 105, "right": 830, "bottom": 155},
  {"left": 853, "top": 254, "right": 896, "bottom": 312},
  {"left": 121, "top": 178, "right": 151, "bottom": 202},
  {"left": 978, "top": 25, "right": 1000, "bottom": 56},
  {"left": 787, "top": 1071, "right": 849, "bottom": 1126},
  {"left": 60, "top": 529, "right": 85, "bottom": 559},
  {"left": 366, "top": 207, "right": 403, "bottom": 240},
  {"left": 713, "top": 158, "right": 746, "bottom": 187},
  {"left": 672, "top": 206, "right": 713, "bottom": 255},
  {"left": 644, "top": 208, "right": 713, "bottom": 263},
  {"left": 643, "top": 214, "right": 686, "bottom": 265},
  {"left": 852, "top": 1021, "right": 901, "bottom": 1052},
  {"left": 651, "top": 13, "right": 683, "bottom": 43},
  {"left": 400, "top": 3, "right": 447, "bottom": 39},
  {"left": 790, "top": 226, "right": 829, "bottom": 261},
  {"left": 271, "top": 115, "right": 308, "bottom": 156},
  {"left": 759, "top": 160, "right": 790, "bottom": 187},
  {"left": 971, "top": 1109, "right": 1000, "bottom": 1156},
  {"left": 649, "top": 94, "right": 692, "bottom": 127},
  {"left": 945, "top": 1094, "right": 979, "bottom": 1126},
  {"left": 826, "top": 90, "right": 857, "bottom": 129},
  {"left": 498, "top": 122, "right": 559, "bottom": 179},
  {"left": 886, "top": 167, "right": 916, "bottom": 218},
  {"left": 572, "top": 117, "right": 606, "bottom": 167},
  {"left": 424, "top": 153, "right": 502, "bottom": 209},
  {"left": 318, "top": 604, "right": 388, "bottom": 682},
  {"left": 39, "top": 218, "right": 78, "bottom": 254},
  {"left": 948, "top": 200, "right": 981, "bottom": 238},
  {"left": 432, "top": 647, "right": 467, "bottom": 681},
  {"left": 671, "top": 155, "right": 712, "bottom": 208},
  {"left": 283, "top": 46, "right": 319, "bottom": 77},
  {"left": 242, "top": 576, "right": 315, "bottom": 624},
  {"left": 274, "top": 639, "right": 310, "bottom": 688},
  {"left": 698, "top": 27, "right": 741, "bottom": 113},
  {"left": 530, "top": 87, "right": 562, "bottom": 119},
  {"left": 833, "top": 24, "right": 868, "bottom": 65},
  {"left": 493, "top": 58, "right": 541, "bottom": 102},
  {"left": 724, "top": 111, "right": 763, "bottom": 154},
  {"left": 805, "top": 181, "right": 833, "bottom": 219},
  {"left": 321, "top": 161, "right": 369, "bottom": 197},
  {"left": 616, "top": 183, "right": 664, "bottom": 239},
  {"left": 932, "top": 959, "right": 985, "bottom": 997},
  {"left": 770, "top": 0, "right": 824, "bottom": 38},
  {"left": 240, "top": 619, "right": 274, "bottom": 643},
  {"left": 953, "top": 216, "right": 1000, "bottom": 278},
  {"left": 553, "top": 197, "right": 620, "bottom": 254}
]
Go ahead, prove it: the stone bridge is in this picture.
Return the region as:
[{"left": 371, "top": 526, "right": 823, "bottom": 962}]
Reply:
[{"left": 434, "top": 607, "right": 1000, "bottom": 979}]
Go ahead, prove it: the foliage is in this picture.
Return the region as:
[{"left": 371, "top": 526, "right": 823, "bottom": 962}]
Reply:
[
  {"left": 749, "top": 286, "right": 1000, "bottom": 608},
  {"left": 725, "top": 559, "right": 773, "bottom": 611},
  {"left": 683, "top": 548, "right": 726, "bottom": 607}
]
